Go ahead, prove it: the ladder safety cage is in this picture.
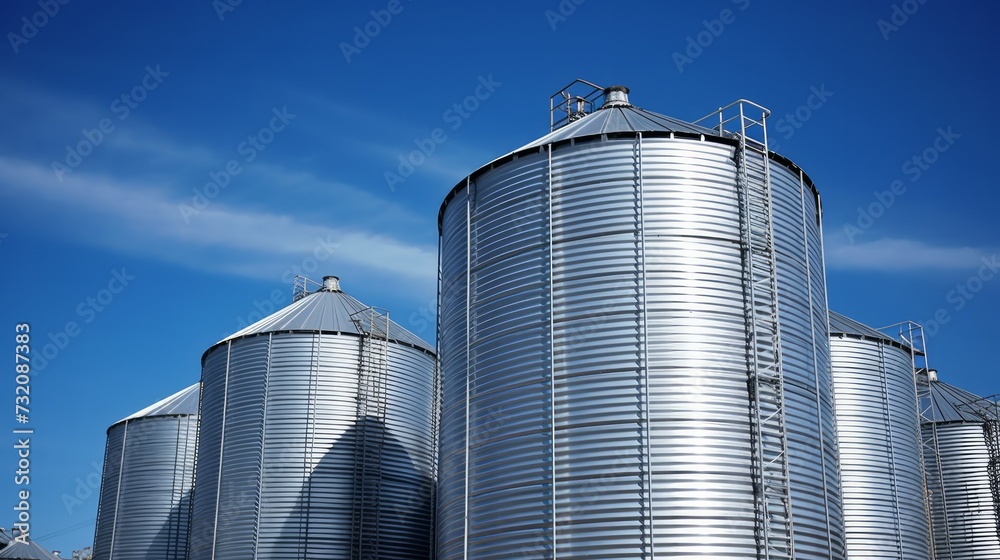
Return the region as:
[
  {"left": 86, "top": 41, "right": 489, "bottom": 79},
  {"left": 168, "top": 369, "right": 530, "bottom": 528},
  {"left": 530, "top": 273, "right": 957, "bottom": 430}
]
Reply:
[
  {"left": 697, "top": 100, "right": 796, "bottom": 560},
  {"left": 879, "top": 320, "right": 942, "bottom": 560},
  {"left": 349, "top": 306, "right": 392, "bottom": 560},
  {"left": 549, "top": 79, "right": 606, "bottom": 132},
  {"left": 955, "top": 393, "right": 1000, "bottom": 543},
  {"left": 694, "top": 99, "right": 772, "bottom": 149},
  {"left": 988, "top": 408, "right": 1000, "bottom": 543}
]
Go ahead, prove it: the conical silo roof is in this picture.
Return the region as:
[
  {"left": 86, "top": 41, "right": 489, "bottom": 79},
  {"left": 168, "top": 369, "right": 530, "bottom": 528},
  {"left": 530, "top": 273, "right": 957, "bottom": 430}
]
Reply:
[
  {"left": 828, "top": 310, "right": 892, "bottom": 339},
  {"left": 517, "top": 101, "right": 716, "bottom": 151},
  {"left": 828, "top": 310, "right": 916, "bottom": 353},
  {"left": 112, "top": 382, "right": 200, "bottom": 427},
  {"left": 0, "top": 539, "right": 61, "bottom": 559},
  {"left": 925, "top": 377, "right": 999, "bottom": 423},
  {"left": 439, "top": 82, "right": 818, "bottom": 229},
  {"left": 493, "top": 85, "right": 717, "bottom": 163},
  {"left": 214, "top": 277, "right": 433, "bottom": 354}
]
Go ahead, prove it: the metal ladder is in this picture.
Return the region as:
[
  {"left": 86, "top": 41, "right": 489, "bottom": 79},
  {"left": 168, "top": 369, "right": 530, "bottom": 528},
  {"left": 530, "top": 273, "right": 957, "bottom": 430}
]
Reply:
[
  {"left": 698, "top": 100, "right": 795, "bottom": 560},
  {"left": 883, "top": 321, "right": 942, "bottom": 559},
  {"left": 986, "top": 413, "right": 1000, "bottom": 543},
  {"left": 350, "top": 307, "right": 391, "bottom": 560},
  {"left": 955, "top": 392, "right": 1000, "bottom": 544}
]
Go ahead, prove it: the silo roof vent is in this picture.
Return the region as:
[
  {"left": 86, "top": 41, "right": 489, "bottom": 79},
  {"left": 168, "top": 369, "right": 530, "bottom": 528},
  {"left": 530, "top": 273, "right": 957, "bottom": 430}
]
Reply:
[
  {"left": 322, "top": 275, "right": 341, "bottom": 292},
  {"left": 601, "top": 85, "right": 631, "bottom": 108},
  {"left": 216, "top": 275, "right": 435, "bottom": 354}
]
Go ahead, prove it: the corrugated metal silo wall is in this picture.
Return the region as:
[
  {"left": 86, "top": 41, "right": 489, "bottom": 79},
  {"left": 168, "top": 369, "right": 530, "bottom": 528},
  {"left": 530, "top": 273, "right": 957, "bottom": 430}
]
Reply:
[
  {"left": 829, "top": 335, "right": 930, "bottom": 559},
  {"left": 188, "top": 333, "right": 436, "bottom": 560},
  {"left": 770, "top": 152, "right": 844, "bottom": 560},
  {"left": 437, "top": 134, "right": 844, "bottom": 559},
  {"left": 923, "top": 421, "right": 1000, "bottom": 559},
  {"left": 92, "top": 415, "right": 197, "bottom": 560}
]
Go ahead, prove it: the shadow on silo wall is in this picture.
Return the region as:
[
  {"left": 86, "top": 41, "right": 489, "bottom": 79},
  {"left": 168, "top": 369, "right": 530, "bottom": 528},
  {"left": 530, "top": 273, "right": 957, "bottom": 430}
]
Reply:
[
  {"left": 151, "top": 488, "right": 193, "bottom": 560},
  {"left": 185, "top": 417, "right": 433, "bottom": 560},
  {"left": 281, "top": 415, "right": 433, "bottom": 560}
]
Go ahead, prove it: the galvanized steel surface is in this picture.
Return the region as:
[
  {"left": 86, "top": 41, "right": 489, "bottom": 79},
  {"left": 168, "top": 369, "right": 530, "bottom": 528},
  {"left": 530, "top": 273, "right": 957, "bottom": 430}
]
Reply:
[
  {"left": 828, "top": 317, "right": 930, "bottom": 560},
  {"left": 923, "top": 380, "right": 1000, "bottom": 560},
  {"left": 219, "top": 284, "right": 433, "bottom": 353},
  {"left": 437, "top": 124, "right": 843, "bottom": 559},
  {"left": 188, "top": 290, "right": 436, "bottom": 560},
  {"left": 93, "top": 383, "right": 200, "bottom": 560},
  {"left": 827, "top": 312, "right": 914, "bottom": 346},
  {"left": 521, "top": 104, "right": 717, "bottom": 150},
  {"left": 926, "top": 376, "right": 996, "bottom": 423}
]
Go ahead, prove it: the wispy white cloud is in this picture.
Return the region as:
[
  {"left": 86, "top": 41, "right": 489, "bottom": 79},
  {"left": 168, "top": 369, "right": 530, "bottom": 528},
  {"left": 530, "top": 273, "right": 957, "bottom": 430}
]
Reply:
[
  {"left": 825, "top": 234, "right": 992, "bottom": 272},
  {"left": 103, "top": 125, "right": 218, "bottom": 166},
  {"left": 293, "top": 88, "right": 496, "bottom": 186},
  {"left": 0, "top": 157, "right": 436, "bottom": 282},
  {"left": 0, "top": 78, "right": 440, "bottom": 292},
  {"left": 353, "top": 137, "right": 488, "bottom": 186},
  {"left": 243, "top": 163, "right": 430, "bottom": 229}
]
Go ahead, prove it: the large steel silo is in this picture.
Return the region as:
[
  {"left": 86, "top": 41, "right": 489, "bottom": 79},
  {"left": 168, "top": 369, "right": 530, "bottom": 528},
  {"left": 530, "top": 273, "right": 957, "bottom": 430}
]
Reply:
[
  {"left": 828, "top": 312, "right": 930, "bottom": 559},
  {"left": 921, "top": 373, "right": 1000, "bottom": 559},
  {"left": 93, "top": 382, "right": 200, "bottom": 560},
  {"left": 436, "top": 81, "right": 844, "bottom": 559},
  {"left": 187, "top": 276, "right": 437, "bottom": 560}
]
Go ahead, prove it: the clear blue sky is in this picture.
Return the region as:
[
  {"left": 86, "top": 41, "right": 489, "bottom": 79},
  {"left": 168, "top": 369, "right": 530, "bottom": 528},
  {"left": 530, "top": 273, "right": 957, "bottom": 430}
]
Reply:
[{"left": 1, "top": 0, "right": 997, "bottom": 554}]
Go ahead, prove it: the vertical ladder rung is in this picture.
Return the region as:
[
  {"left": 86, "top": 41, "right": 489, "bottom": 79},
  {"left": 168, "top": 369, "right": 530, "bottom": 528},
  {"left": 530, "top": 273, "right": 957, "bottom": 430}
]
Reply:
[
  {"left": 731, "top": 104, "right": 795, "bottom": 559},
  {"left": 351, "top": 307, "right": 391, "bottom": 559}
]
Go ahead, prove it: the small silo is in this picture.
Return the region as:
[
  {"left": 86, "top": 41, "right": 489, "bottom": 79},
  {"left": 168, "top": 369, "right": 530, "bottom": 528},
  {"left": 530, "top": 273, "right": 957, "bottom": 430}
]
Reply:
[
  {"left": 921, "top": 372, "right": 1000, "bottom": 559},
  {"left": 827, "top": 312, "right": 931, "bottom": 559},
  {"left": 187, "top": 275, "right": 437, "bottom": 560},
  {"left": 436, "top": 81, "right": 844, "bottom": 559},
  {"left": 92, "top": 383, "right": 200, "bottom": 560}
]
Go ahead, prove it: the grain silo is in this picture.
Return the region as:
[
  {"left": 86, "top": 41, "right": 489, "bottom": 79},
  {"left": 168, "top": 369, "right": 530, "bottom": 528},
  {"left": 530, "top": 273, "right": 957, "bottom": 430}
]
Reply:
[
  {"left": 436, "top": 81, "right": 844, "bottom": 559},
  {"left": 187, "top": 275, "right": 437, "bottom": 560},
  {"left": 827, "top": 312, "right": 931, "bottom": 559},
  {"left": 92, "top": 383, "right": 200, "bottom": 560},
  {"left": 921, "top": 371, "right": 1000, "bottom": 559}
]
